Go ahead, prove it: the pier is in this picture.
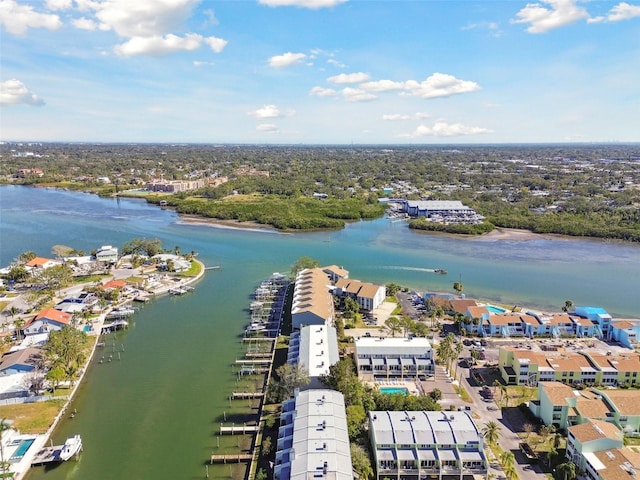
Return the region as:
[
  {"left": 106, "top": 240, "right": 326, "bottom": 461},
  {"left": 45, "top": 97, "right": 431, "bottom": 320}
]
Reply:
[
  {"left": 231, "top": 392, "right": 264, "bottom": 400},
  {"left": 219, "top": 424, "right": 259, "bottom": 435},
  {"left": 234, "top": 359, "right": 271, "bottom": 365},
  {"left": 210, "top": 453, "right": 252, "bottom": 463}
]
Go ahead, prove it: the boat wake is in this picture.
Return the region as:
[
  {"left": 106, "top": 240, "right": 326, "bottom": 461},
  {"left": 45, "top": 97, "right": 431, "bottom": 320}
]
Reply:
[{"left": 380, "top": 266, "right": 437, "bottom": 273}]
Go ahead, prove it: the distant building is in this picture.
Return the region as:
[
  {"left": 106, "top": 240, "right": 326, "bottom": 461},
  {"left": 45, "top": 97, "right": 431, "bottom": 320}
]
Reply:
[
  {"left": 25, "top": 257, "right": 59, "bottom": 270},
  {"left": 146, "top": 178, "right": 205, "bottom": 192},
  {"left": 274, "top": 389, "right": 352, "bottom": 480},
  {"left": 95, "top": 245, "right": 118, "bottom": 264},
  {"left": 322, "top": 265, "right": 349, "bottom": 283},
  {"left": 398, "top": 200, "right": 484, "bottom": 224}
]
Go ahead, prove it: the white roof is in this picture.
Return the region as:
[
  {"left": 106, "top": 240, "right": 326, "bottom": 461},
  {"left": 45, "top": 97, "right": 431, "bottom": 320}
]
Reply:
[{"left": 355, "top": 337, "right": 432, "bottom": 356}]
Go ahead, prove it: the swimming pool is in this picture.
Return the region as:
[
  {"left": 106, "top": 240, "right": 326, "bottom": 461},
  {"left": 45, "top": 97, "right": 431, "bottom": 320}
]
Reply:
[
  {"left": 10, "top": 438, "right": 35, "bottom": 461},
  {"left": 486, "top": 305, "right": 507, "bottom": 313},
  {"left": 379, "top": 387, "right": 409, "bottom": 395}
]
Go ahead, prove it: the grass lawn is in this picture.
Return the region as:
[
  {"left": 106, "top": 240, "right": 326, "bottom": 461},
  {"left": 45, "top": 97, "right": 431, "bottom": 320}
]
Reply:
[
  {"left": 0, "top": 399, "right": 67, "bottom": 434},
  {"left": 0, "top": 301, "right": 9, "bottom": 311},
  {"left": 454, "top": 384, "right": 473, "bottom": 403},
  {"left": 178, "top": 260, "right": 202, "bottom": 277}
]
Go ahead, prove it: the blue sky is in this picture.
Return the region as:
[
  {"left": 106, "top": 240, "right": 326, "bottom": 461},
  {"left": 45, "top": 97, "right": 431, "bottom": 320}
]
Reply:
[{"left": 1, "top": 0, "right": 639, "bottom": 144}]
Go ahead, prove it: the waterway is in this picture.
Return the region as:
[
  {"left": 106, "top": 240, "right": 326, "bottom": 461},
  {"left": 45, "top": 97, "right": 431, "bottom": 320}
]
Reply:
[{"left": 0, "top": 185, "right": 638, "bottom": 480}]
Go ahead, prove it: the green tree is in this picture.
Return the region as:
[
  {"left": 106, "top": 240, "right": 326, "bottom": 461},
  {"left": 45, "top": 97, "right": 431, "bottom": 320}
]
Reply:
[
  {"left": 385, "top": 316, "right": 402, "bottom": 337},
  {"left": 482, "top": 421, "right": 501, "bottom": 446},
  {"left": 556, "top": 462, "right": 577, "bottom": 480},
  {"left": 350, "top": 444, "right": 374, "bottom": 480},
  {"left": 255, "top": 468, "right": 267, "bottom": 480},
  {"left": 562, "top": 300, "right": 574, "bottom": 313},
  {"left": 122, "top": 238, "right": 163, "bottom": 257},
  {"left": 385, "top": 282, "right": 401, "bottom": 296},
  {"left": 267, "top": 363, "right": 310, "bottom": 403},
  {"left": 261, "top": 436, "right": 272, "bottom": 457},
  {"left": 343, "top": 296, "right": 360, "bottom": 319},
  {"left": 291, "top": 256, "right": 320, "bottom": 277},
  {"left": 18, "top": 251, "right": 37, "bottom": 263},
  {"left": 42, "top": 326, "right": 88, "bottom": 383},
  {"left": 453, "top": 281, "right": 463, "bottom": 294},
  {"left": 6, "top": 265, "right": 28, "bottom": 283},
  {"left": 45, "top": 366, "right": 66, "bottom": 391}
]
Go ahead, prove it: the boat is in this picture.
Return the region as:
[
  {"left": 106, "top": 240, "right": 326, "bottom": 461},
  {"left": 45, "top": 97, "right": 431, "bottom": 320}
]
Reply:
[
  {"left": 434, "top": 269, "right": 448, "bottom": 274},
  {"left": 59, "top": 435, "right": 82, "bottom": 461}
]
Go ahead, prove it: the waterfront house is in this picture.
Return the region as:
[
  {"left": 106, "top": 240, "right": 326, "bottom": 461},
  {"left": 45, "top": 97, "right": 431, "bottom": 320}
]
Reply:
[
  {"left": 334, "top": 277, "right": 386, "bottom": 312},
  {"left": 0, "top": 348, "right": 40, "bottom": 376},
  {"left": 354, "top": 336, "right": 434, "bottom": 382},
  {"left": 368, "top": 410, "right": 488, "bottom": 480},
  {"left": 566, "top": 419, "right": 624, "bottom": 472},
  {"left": 398, "top": 200, "right": 484, "bottom": 224},
  {"left": 574, "top": 306, "right": 612, "bottom": 339},
  {"left": 23, "top": 308, "right": 71, "bottom": 336},
  {"left": 95, "top": 245, "right": 118, "bottom": 264},
  {"left": 25, "top": 257, "right": 59, "bottom": 270},
  {"left": 274, "top": 389, "right": 352, "bottom": 480},
  {"left": 610, "top": 320, "right": 640, "bottom": 349},
  {"left": 151, "top": 254, "right": 191, "bottom": 272},
  {"left": 287, "top": 325, "right": 339, "bottom": 389},
  {"left": 291, "top": 268, "right": 334, "bottom": 330}
]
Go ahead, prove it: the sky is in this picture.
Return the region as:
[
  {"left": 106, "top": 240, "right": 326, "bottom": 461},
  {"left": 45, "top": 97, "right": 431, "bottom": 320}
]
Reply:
[{"left": 0, "top": 0, "right": 639, "bottom": 144}]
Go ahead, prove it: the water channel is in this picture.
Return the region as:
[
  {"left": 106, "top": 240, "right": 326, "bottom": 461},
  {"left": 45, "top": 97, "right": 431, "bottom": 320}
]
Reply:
[{"left": 0, "top": 185, "right": 638, "bottom": 479}]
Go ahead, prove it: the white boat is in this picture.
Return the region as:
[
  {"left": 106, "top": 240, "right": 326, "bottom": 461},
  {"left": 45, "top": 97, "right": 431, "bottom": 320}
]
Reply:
[{"left": 59, "top": 434, "right": 82, "bottom": 461}]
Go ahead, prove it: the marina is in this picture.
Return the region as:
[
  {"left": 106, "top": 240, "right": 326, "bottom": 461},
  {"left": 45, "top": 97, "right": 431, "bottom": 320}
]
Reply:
[{"left": 1, "top": 186, "right": 637, "bottom": 480}]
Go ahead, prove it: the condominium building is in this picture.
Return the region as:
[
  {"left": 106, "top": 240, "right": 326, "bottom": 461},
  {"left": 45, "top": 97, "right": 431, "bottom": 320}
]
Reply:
[
  {"left": 287, "top": 325, "right": 340, "bottom": 389},
  {"left": 274, "top": 389, "right": 353, "bottom": 480},
  {"left": 334, "top": 277, "right": 386, "bottom": 312},
  {"left": 291, "top": 268, "right": 334, "bottom": 330},
  {"left": 354, "top": 337, "right": 434, "bottom": 382},
  {"left": 498, "top": 348, "right": 640, "bottom": 387},
  {"left": 368, "top": 410, "right": 488, "bottom": 480}
]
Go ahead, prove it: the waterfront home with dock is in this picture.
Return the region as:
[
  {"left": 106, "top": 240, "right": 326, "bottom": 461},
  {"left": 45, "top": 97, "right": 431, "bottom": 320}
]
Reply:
[
  {"left": 354, "top": 336, "right": 434, "bottom": 382},
  {"left": 23, "top": 308, "right": 72, "bottom": 336},
  {"left": 291, "top": 268, "right": 334, "bottom": 330}
]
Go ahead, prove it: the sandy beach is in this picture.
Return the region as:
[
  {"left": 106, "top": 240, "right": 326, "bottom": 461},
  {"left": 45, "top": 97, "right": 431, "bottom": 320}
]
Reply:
[{"left": 176, "top": 214, "right": 281, "bottom": 233}]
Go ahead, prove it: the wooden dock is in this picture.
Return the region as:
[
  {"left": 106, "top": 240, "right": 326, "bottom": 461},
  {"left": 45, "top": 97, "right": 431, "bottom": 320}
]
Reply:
[
  {"left": 245, "top": 352, "right": 272, "bottom": 358},
  {"left": 31, "top": 446, "right": 63, "bottom": 465},
  {"left": 210, "top": 453, "right": 252, "bottom": 463},
  {"left": 231, "top": 392, "right": 264, "bottom": 399},
  {"left": 234, "top": 359, "right": 271, "bottom": 365},
  {"left": 219, "top": 425, "right": 259, "bottom": 435},
  {"left": 241, "top": 337, "right": 275, "bottom": 342}
]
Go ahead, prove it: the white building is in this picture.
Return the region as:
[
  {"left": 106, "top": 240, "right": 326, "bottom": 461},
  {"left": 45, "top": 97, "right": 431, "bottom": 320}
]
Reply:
[
  {"left": 95, "top": 245, "right": 118, "bottom": 263},
  {"left": 334, "top": 278, "right": 386, "bottom": 311},
  {"left": 368, "top": 410, "right": 488, "bottom": 480},
  {"left": 287, "top": 325, "right": 340, "bottom": 389},
  {"left": 274, "top": 389, "right": 353, "bottom": 480},
  {"left": 354, "top": 336, "right": 434, "bottom": 381}
]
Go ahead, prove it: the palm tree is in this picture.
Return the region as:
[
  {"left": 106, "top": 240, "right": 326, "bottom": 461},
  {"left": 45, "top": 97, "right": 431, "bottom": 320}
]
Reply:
[
  {"left": 453, "top": 341, "right": 464, "bottom": 379},
  {"left": 556, "top": 461, "right": 577, "bottom": 480},
  {"left": 482, "top": 421, "right": 501, "bottom": 446},
  {"left": 14, "top": 318, "right": 25, "bottom": 341},
  {"left": 500, "top": 451, "right": 517, "bottom": 479}
]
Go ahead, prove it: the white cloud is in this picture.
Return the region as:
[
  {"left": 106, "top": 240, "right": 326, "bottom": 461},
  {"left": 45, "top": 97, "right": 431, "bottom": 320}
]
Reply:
[
  {"left": 309, "top": 86, "right": 337, "bottom": 97},
  {"left": 203, "top": 36, "right": 228, "bottom": 53},
  {"left": 327, "top": 58, "right": 346, "bottom": 68},
  {"left": 382, "top": 112, "right": 430, "bottom": 121},
  {"left": 0, "top": 0, "right": 62, "bottom": 35},
  {"left": 193, "top": 60, "right": 215, "bottom": 67},
  {"left": 268, "top": 52, "right": 307, "bottom": 68},
  {"left": 342, "top": 88, "right": 377, "bottom": 102},
  {"left": 257, "top": 123, "right": 279, "bottom": 132},
  {"left": 360, "top": 79, "right": 405, "bottom": 92},
  {"left": 45, "top": 0, "right": 72, "bottom": 10},
  {"left": 0, "top": 79, "right": 45, "bottom": 107},
  {"left": 401, "top": 121, "right": 492, "bottom": 138},
  {"left": 511, "top": 0, "right": 590, "bottom": 33},
  {"left": 248, "top": 104, "right": 295, "bottom": 119},
  {"left": 72, "top": 16, "right": 98, "bottom": 30},
  {"left": 404, "top": 73, "right": 480, "bottom": 99},
  {"left": 114, "top": 33, "right": 226, "bottom": 56},
  {"left": 94, "top": 0, "right": 198, "bottom": 37},
  {"left": 607, "top": 2, "right": 640, "bottom": 21},
  {"left": 258, "top": 0, "right": 347, "bottom": 9},
  {"left": 327, "top": 72, "right": 370, "bottom": 84}
]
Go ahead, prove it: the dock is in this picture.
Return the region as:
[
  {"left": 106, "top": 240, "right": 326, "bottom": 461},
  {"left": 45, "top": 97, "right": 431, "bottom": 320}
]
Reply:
[
  {"left": 204, "top": 265, "right": 221, "bottom": 271},
  {"left": 234, "top": 359, "right": 271, "bottom": 365},
  {"left": 219, "top": 425, "right": 259, "bottom": 435},
  {"left": 241, "top": 337, "right": 275, "bottom": 343},
  {"left": 231, "top": 392, "right": 264, "bottom": 400},
  {"left": 210, "top": 453, "right": 252, "bottom": 463}
]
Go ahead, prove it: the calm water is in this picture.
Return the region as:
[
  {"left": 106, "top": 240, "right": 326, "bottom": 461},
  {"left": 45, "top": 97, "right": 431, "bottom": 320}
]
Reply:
[{"left": 0, "top": 185, "right": 638, "bottom": 480}]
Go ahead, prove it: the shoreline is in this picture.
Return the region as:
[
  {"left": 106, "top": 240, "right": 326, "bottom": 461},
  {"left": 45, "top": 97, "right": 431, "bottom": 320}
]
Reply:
[{"left": 175, "top": 214, "right": 283, "bottom": 233}]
